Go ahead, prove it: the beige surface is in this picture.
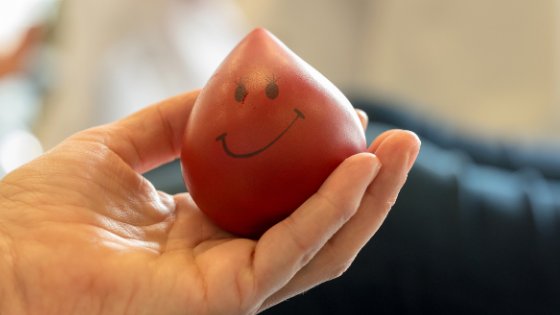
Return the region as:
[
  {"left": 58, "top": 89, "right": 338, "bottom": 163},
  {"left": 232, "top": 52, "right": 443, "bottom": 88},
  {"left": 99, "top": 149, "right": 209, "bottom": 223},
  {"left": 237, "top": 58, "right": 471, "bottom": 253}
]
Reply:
[{"left": 237, "top": 0, "right": 559, "bottom": 143}]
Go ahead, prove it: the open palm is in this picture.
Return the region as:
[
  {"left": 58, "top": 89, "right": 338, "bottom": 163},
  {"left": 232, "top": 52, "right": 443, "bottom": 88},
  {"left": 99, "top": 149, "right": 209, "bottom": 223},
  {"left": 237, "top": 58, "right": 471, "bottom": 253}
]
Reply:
[{"left": 0, "top": 91, "right": 420, "bottom": 315}]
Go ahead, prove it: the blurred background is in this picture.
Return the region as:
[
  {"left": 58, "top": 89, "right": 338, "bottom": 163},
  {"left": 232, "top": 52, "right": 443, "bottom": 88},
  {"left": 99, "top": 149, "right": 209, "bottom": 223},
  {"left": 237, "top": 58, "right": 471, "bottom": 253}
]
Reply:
[
  {"left": 1, "top": 0, "right": 559, "bottom": 176},
  {"left": 1, "top": 0, "right": 560, "bottom": 313}
]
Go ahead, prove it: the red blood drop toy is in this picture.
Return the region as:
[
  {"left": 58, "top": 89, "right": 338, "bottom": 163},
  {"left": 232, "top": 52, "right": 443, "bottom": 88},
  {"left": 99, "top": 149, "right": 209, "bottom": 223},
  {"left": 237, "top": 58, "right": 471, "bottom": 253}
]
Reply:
[{"left": 181, "top": 28, "right": 366, "bottom": 237}]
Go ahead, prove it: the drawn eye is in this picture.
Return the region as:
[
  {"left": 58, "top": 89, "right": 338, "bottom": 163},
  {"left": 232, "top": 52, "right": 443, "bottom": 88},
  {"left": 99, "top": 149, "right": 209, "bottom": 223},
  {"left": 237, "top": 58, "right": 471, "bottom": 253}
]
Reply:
[
  {"left": 234, "top": 83, "right": 248, "bottom": 103},
  {"left": 265, "top": 81, "right": 279, "bottom": 100}
]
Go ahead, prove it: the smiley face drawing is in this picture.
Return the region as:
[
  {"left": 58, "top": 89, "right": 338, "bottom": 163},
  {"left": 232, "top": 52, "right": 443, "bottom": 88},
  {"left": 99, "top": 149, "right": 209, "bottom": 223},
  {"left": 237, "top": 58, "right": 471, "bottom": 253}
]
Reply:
[
  {"left": 216, "top": 77, "right": 306, "bottom": 159},
  {"left": 181, "top": 28, "right": 366, "bottom": 237}
]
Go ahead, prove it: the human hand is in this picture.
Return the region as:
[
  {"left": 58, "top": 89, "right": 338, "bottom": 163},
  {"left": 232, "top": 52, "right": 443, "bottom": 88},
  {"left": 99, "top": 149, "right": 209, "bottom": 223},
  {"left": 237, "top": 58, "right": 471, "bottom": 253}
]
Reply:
[{"left": 0, "top": 90, "right": 420, "bottom": 315}]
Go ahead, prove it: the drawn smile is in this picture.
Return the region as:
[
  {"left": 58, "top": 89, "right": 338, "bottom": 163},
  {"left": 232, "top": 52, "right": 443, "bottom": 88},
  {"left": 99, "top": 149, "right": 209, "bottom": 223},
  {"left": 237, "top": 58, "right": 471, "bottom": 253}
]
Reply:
[{"left": 216, "top": 108, "right": 305, "bottom": 158}]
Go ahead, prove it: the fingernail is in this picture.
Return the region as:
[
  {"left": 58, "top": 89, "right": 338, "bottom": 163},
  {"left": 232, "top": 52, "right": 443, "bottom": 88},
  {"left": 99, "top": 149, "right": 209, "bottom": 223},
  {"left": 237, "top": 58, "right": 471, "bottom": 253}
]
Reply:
[
  {"left": 359, "top": 152, "right": 382, "bottom": 178},
  {"left": 355, "top": 109, "right": 369, "bottom": 129},
  {"left": 405, "top": 132, "right": 421, "bottom": 171},
  {"left": 371, "top": 155, "right": 382, "bottom": 177}
]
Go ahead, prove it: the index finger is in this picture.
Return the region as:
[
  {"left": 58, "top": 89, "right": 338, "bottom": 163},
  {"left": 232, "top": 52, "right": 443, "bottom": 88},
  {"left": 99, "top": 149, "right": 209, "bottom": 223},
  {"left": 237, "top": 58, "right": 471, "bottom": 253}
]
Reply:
[{"left": 76, "top": 90, "right": 199, "bottom": 173}]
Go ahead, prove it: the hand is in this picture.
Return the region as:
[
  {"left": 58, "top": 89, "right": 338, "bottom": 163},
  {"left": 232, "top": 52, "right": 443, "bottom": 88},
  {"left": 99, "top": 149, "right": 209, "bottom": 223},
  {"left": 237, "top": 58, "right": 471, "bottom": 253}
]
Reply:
[{"left": 0, "top": 90, "right": 420, "bottom": 315}]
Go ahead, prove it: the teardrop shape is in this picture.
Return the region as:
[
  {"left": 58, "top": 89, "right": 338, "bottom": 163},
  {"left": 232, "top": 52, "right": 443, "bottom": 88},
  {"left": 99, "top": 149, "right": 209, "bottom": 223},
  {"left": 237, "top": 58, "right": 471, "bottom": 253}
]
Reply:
[{"left": 181, "top": 28, "right": 366, "bottom": 237}]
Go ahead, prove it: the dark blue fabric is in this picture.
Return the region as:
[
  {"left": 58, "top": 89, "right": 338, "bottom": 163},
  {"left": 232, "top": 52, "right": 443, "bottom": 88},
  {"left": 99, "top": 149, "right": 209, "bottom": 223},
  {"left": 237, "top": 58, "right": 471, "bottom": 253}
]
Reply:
[{"left": 354, "top": 98, "right": 560, "bottom": 180}]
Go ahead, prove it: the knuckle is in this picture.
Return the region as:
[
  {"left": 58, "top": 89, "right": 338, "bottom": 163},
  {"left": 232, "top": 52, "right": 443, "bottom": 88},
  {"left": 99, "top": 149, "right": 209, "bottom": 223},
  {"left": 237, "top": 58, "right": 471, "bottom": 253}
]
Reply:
[
  {"left": 281, "top": 217, "right": 315, "bottom": 267},
  {"left": 315, "top": 191, "right": 355, "bottom": 224},
  {"left": 328, "top": 259, "right": 353, "bottom": 280},
  {"left": 321, "top": 240, "right": 355, "bottom": 281}
]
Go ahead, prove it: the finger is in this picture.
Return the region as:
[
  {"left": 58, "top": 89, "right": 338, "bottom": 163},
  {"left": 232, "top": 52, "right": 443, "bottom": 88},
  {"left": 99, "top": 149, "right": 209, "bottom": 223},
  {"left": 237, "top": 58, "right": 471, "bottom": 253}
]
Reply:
[
  {"left": 260, "top": 130, "right": 420, "bottom": 311},
  {"left": 70, "top": 90, "right": 200, "bottom": 173},
  {"left": 368, "top": 129, "right": 420, "bottom": 157},
  {"left": 342, "top": 130, "right": 420, "bottom": 252},
  {"left": 252, "top": 152, "right": 382, "bottom": 299},
  {"left": 355, "top": 109, "right": 369, "bottom": 131},
  {"left": 370, "top": 130, "right": 420, "bottom": 172}
]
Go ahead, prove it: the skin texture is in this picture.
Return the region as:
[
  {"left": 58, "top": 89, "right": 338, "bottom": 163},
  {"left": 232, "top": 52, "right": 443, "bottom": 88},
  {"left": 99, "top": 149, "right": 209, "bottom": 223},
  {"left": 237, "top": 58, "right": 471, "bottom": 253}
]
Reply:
[{"left": 0, "top": 90, "right": 420, "bottom": 315}]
